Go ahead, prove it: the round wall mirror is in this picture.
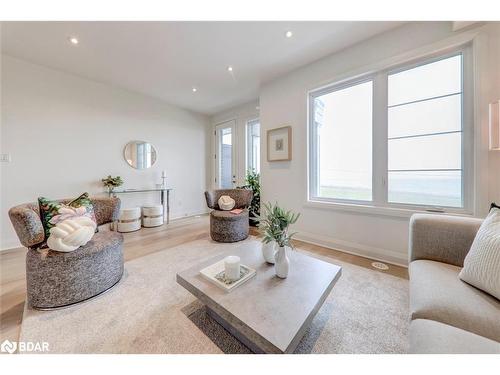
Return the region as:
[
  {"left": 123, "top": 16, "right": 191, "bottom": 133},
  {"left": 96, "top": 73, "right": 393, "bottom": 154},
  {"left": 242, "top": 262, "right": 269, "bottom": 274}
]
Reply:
[{"left": 123, "top": 141, "right": 157, "bottom": 169}]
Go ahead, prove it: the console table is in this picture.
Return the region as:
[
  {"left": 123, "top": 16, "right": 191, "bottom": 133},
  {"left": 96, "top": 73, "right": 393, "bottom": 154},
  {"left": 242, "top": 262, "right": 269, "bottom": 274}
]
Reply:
[{"left": 109, "top": 188, "right": 172, "bottom": 224}]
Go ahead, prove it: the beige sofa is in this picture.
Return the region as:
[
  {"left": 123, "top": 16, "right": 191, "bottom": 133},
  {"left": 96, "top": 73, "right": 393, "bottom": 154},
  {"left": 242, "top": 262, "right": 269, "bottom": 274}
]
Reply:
[{"left": 408, "top": 214, "right": 500, "bottom": 354}]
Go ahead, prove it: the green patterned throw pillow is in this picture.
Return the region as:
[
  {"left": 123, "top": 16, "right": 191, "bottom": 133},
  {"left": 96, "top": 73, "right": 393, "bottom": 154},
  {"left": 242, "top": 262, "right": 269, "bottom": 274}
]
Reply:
[{"left": 38, "top": 192, "right": 98, "bottom": 247}]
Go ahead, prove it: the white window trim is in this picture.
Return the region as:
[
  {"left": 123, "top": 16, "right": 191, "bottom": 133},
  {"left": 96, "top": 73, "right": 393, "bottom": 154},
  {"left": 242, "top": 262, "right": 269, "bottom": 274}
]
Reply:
[
  {"left": 245, "top": 118, "right": 260, "bottom": 174},
  {"left": 308, "top": 75, "right": 375, "bottom": 205},
  {"left": 307, "top": 43, "right": 474, "bottom": 216}
]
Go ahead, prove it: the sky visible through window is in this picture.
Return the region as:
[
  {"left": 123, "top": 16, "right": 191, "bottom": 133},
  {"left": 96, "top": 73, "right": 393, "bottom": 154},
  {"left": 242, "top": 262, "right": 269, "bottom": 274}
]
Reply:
[
  {"left": 220, "top": 127, "right": 232, "bottom": 188},
  {"left": 247, "top": 120, "right": 260, "bottom": 174},
  {"left": 316, "top": 81, "right": 372, "bottom": 201},
  {"left": 314, "top": 54, "right": 463, "bottom": 207},
  {"left": 387, "top": 55, "right": 462, "bottom": 207}
]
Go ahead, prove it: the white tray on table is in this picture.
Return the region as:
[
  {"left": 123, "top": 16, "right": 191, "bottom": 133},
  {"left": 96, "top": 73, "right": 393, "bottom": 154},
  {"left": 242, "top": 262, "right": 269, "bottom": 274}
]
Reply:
[{"left": 200, "top": 260, "right": 256, "bottom": 292}]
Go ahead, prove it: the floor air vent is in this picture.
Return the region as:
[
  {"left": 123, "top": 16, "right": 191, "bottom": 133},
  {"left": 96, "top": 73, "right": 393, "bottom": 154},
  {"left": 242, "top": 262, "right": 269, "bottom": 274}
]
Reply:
[{"left": 371, "top": 262, "right": 389, "bottom": 270}]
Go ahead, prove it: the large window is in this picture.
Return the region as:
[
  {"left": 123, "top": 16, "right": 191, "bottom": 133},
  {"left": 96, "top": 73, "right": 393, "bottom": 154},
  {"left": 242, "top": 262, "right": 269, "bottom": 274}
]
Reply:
[
  {"left": 309, "top": 48, "right": 472, "bottom": 212},
  {"left": 387, "top": 55, "right": 463, "bottom": 207},
  {"left": 310, "top": 80, "right": 373, "bottom": 201},
  {"left": 246, "top": 119, "right": 260, "bottom": 174}
]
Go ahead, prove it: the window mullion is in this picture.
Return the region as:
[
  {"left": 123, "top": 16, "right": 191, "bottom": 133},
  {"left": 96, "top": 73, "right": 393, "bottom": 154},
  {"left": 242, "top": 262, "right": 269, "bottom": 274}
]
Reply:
[{"left": 372, "top": 72, "right": 388, "bottom": 207}]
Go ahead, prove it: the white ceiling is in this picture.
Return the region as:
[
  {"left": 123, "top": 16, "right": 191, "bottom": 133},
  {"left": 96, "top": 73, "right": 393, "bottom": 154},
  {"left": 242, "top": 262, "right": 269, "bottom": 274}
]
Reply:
[{"left": 1, "top": 21, "right": 404, "bottom": 115}]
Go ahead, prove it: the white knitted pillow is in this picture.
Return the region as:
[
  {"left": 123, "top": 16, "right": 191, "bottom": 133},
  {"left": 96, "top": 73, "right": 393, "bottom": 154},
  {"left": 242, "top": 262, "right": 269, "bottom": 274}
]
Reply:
[
  {"left": 459, "top": 208, "right": 500, "bottom": 299},
  {"left": 218, "top": 195, "right": 235, "bottom": 211},
  {"left": 47, "top": 216, "right": 97, "bottom": 252}
]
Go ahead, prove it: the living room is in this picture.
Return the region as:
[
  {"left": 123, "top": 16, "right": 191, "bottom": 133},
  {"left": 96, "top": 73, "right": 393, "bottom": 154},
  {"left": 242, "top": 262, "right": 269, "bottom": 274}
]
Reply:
[{"left": 0, "top": 1, "right": 499, "bottom": 373}]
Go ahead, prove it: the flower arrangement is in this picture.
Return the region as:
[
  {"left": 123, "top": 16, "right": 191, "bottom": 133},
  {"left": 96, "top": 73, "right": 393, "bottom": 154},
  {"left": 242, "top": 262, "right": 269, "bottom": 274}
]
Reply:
[
  {"left": 101, "top": 175, "right": 124, "bottom": 193},
  {"left": 257, "top": 202, "right": 300, "bottom": 248}
]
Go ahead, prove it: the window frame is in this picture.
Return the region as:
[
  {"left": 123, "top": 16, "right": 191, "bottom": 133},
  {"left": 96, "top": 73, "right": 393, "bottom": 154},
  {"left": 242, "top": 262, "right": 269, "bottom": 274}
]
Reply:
[
  {"left": 308, "top": 75, "right": 375, "bottom": 206},
  {"left": 307, "top": 44, "right": 474, "bottom": 215},
  {"left": 245, "top": 118, "right": 260, "bottom": 174}
]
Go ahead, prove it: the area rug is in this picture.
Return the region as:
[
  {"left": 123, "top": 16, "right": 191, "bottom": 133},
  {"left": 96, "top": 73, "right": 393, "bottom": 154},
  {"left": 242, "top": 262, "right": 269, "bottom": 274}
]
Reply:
[{"left": 19, "top": 237, "right": 409, "bottom": 353}]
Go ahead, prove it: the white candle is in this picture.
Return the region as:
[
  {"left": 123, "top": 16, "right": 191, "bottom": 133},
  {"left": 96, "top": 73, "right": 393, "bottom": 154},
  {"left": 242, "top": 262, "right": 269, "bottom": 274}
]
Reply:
[
  {"left": 161, "top": 170, "right": 167, "bottom": 178},
  {"left": 224, "top": 256, "right": 240, "bottom": 281}
]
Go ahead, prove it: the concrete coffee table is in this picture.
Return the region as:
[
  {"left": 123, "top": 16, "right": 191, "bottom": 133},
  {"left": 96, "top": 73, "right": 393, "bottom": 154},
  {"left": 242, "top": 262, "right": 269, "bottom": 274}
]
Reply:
[{"left": 176, "top": 241, "right": 341, "bottom": 353}]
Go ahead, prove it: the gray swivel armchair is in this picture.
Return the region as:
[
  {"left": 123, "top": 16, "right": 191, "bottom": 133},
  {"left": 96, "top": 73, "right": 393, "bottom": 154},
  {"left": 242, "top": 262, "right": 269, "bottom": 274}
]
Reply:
[
  {"left": 204, "top": 189, "right": 253, "bottom": 242},
  {"left": 8, "top": 197, "right": 124, "bottom": 309}
]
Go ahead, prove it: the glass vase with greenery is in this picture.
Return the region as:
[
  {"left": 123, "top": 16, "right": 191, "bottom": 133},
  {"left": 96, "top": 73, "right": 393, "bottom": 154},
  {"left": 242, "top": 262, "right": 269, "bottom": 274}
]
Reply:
[
  {"left": 239, "top": 169, "right": 260, "bottom": 226},
  {"left": 101, "top": 175, "right": 124, "bottom": 194}
]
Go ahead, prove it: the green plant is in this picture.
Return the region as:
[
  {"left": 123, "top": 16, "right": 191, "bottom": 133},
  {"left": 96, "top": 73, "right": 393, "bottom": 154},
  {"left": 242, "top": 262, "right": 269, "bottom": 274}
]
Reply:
[
  {"left": 101, "top": 175, "right": 123, "bottom": 192},
  {"left": 256, "top": 202, "right": 300, "bottom": 248},
  {"left": 239, "top": 169, "right": 260, "bottom": 226}
]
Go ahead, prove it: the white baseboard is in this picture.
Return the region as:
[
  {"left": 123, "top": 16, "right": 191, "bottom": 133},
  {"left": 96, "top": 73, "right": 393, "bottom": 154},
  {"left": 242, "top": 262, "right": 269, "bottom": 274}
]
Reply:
[
  {"left": 0, "top": 239, "right": 22, "bottom": 252},
  {"left": 169, "top": 210, "right": 209, "bottom": 221},
  {"left": 294, "top": 231, "right": 408, "bottom": 267},
  {"left": 0, "top": 210, "right": 211, "bottom": 252},
  {"left": 2, "top": 214, "right": 408, "bottom": 268}
]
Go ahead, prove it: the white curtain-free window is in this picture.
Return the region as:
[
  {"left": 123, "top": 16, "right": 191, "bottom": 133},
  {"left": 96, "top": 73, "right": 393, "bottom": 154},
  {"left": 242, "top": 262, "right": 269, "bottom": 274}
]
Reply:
[
  {"left": 309, "top": 47, "right": 472, "bottom": 213},
  {"left": 387, "top": 54, "right": 463, "bottom": 207},
  {"left": 311, "top": 80, "right": 373, "bottom": 202},
  {"left": 246, "top": 119, "right": 260, "bottom": 174}
]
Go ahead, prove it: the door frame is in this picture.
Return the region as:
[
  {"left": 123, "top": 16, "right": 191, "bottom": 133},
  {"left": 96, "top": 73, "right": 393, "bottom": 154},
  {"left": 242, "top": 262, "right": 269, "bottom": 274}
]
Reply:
[{"left": 214, "top": 119, "right": 237, "bottom": 189}]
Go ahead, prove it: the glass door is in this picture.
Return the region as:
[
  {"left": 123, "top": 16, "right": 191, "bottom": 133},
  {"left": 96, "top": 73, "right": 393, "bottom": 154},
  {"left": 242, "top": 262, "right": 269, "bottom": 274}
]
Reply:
[{"left": 215, "top": 120, "right": 236, "bottom": 189}]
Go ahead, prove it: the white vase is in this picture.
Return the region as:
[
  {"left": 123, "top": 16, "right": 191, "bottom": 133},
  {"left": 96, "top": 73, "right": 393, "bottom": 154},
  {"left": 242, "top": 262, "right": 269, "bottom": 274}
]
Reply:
[
  {"left": 274, "top": 246, "right": 289, "bottom": 278},
  {"left": 262, "top": 242, "right": 276, "bottom": 264}
]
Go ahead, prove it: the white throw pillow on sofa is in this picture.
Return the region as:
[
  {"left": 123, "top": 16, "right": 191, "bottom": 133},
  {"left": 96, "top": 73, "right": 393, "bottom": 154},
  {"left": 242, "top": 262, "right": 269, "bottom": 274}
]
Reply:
[
  {"left": 459, "top": 208, "right": 500, "bottom": 299},
  {"left": 218, "top": 195, "right": 235, "bottom": 211}
]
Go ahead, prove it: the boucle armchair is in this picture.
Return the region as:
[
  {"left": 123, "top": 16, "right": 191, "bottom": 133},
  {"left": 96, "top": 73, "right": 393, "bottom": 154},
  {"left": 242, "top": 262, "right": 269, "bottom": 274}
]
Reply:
[
  {"left": 205, "top": 189, "right": 253, "bottom": 242},
  {"left": 9, "top": 197, "right": 124, "bottom": 309}
]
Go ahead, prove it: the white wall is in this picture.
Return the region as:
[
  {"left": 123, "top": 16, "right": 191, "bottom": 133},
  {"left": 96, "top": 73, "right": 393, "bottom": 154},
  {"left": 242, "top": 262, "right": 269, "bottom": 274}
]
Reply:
[
  {"left": 259, "top": 22, "right": 500, "bottom": 265},
  {"left": 210, "top": 100, "right": 260, "bottom": 188},
  {"left": 0, "top": 55, "right": 210, "bottom": 250},
  {"left": 485, "top": 24, "right": 500, "bottom": 206}
]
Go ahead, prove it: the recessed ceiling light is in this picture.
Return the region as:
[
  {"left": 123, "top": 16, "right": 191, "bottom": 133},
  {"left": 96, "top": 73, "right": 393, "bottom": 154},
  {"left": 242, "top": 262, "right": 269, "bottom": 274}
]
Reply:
[
  {"left": 285, "top": 31, "right": 293, "bottom": 38},
  {"left": 69, "top": 37, "right": 79, "bottom": 45},
  {"left": 227, "top": 66, "right": 233, "bottom": 72},
  {"left": 192, "top": 87, "right": 198, "bottom": 93}
]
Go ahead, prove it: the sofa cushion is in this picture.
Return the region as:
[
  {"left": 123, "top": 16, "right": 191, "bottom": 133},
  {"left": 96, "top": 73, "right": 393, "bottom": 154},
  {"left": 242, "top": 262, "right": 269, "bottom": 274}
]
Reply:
[
  {"left": 410, "top": 319, "right": 499, "bottom": 354},
  {"left": 409, "top": 260, "right": 500, "bottom": 342},
  {"left": 459, "top": 207, "right": 500, "bottom": 299}
]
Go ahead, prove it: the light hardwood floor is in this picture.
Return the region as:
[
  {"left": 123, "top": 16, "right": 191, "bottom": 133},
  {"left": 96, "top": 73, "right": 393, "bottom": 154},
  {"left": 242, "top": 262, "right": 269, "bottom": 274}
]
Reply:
[{"left": 0, "top": 215, "right": 408, "bottom": 345}]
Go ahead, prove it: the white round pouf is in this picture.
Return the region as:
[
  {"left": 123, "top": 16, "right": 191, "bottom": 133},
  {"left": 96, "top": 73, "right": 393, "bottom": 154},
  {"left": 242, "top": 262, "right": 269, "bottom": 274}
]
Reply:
[
  {"left": 117, "top": 207, "right": 142, "bottom": 233},
  {"left": 142, "top": 205, "right": 164, "bottom": 227}
]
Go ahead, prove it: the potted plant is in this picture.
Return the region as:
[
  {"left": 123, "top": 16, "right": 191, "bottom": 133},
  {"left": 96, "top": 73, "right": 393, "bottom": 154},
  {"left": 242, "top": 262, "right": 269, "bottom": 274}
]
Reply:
[
  {"left": 101, "top": 175, "right": 124, "bottom": 194},
  {"left": 257, "top": 202, "right": 300, "bottom": 278},
  {"left": 238, "top": 169, "right": 260, "bottom": 226}
]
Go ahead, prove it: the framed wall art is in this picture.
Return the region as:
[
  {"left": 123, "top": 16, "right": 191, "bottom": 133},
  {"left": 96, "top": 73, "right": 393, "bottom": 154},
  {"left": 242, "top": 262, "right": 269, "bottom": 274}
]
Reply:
[{"left": 267, "top": 126, "right": 292, "bottom": 162}]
